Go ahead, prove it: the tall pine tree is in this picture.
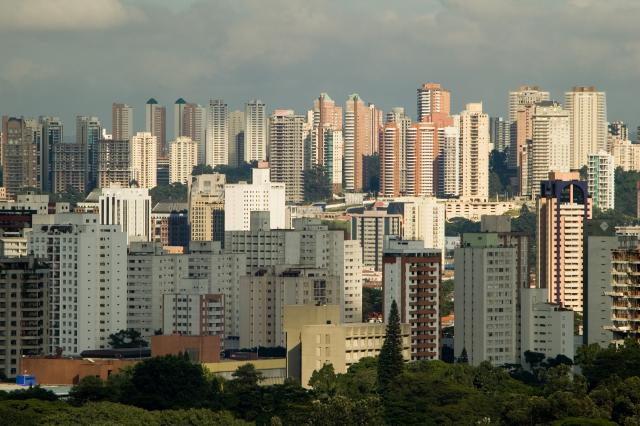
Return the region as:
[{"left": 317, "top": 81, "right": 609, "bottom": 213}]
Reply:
[{"left": 377, "top": 299, "right": 404, "bottom": 390}]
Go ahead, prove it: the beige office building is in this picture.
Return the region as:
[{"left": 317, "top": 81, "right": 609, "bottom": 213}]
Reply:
[
  {"left": 169, "top": 136, "right": 198, "bottom": 184},
  {"left": 565, "top": 86, "right": 607, "bottom": 169},
  {"left": 283, "top": 305, "right": 410, "bottom": 388}
]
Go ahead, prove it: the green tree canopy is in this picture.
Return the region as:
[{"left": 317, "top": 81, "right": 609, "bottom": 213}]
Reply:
[
  {"left": 108, "top": 329, "right": 148, "bottom": 349},
  {"left": 304, "top": 164, "right": 332, "bottom": 203}
]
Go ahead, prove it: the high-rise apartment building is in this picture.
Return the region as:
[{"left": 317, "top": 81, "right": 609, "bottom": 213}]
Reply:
[
  {"left": 224, "top": 166, "right": 286, "bottom": 231},
  {"left": 245, "top": 100, "right": 267, "bottom": 163},
  {"left": 99, "top": 187, "right": 152, "bottom": 243},
  {"left": 612, "top": 138, "right": 640, "bottom": 172},
  {"left": 29, "top": 214, "right": 127, "bottom": 355},
  {"left": 527, "top": 101, "right": 571, "bottom": 197},
  {"left": 206, "top": 99, "right": 228, "bottom": 167},
  {"left": 368, "top": 104, "right": 384, "bottom": 155},
  {"left": 537, "top": 172, "right": 591, "bottom": 312},
  {"left": 1, "top": 116, "right": 40, "bottom": 196},
  {"left": 228, "top": 110, "right": 245, "bottom": 167},
  {"left": 226, "top": 213, "right": 363, "bottom": 324},
  {"left": 458, "top": 103, "right": 490, "bottom": 200},
  {"left": 386, "top": 107, "right": 412, "bottom": 195},
  {"left": 565, "top": 86, "right": 607, "bottom": 169},
  {"left": 269, "top": 110, "right": 305, "bottom": 203},
  {"left": 508, "top": 86, "right": 550, "bottom": 169},
  {"left": 406, "top": 122, "right": 437, "bottom": 197},
  {"left": 174, "top": 99, "right": 206, "bottom": 163},
  {"left": 97, "top": 139, "right": 130, "bottom": 188},
  {"left": 0, "top": 257, "right": 49, "bottom": 377},
  {"left": 312, "top": 93, "right": 343, "bottom": 166},
  {"left": 350, "top": 210, "right": 402, "bottom": 271},
  {"left": 130, "top": 132, "right": 157, "bottom": 189},
  {"left": 344, "top": 94, "right": 374, "bottom": 192},
  {"left": 608, "top": 120, "right": 628, "bottom": 141},
  {"left": 490, "top": 116, "right": 509, "bottom": 152},
  {"left": 417, "top": 82, "right": 451, "bottom": 122},
  {"left": 188, "top": 173, "right": 225, "bottom": 242},
  {"left": 380, "top": 122, "right": 401, "bottom": 197},
  {"left": 52, "top": 143, "right": 86, "bottom": 193},
  {"left": 169, "top": 137, "right": 198, "bottom": 185},
  {"left": 76, "top": 116, "right": 102, "bottom": 190},
  {"left": 145, "top": 98, "right": 166, "bottom": 158},
  {"left": 112, "top": 103, "right": 133, "bottom": 141},
  {"left": 439, "top": 126, "right": 460, "bottom": 197},
  {"left": 387, "top": 197, "right": 445, "bottom": 258},
  {"left": 454, "top": 232, "right": 518, "bottom": 366},
  {"left": 323, "top": 127, "right": 344, "bottom": 191},
  {"left": 588, "top": 151, "right": 615, "bottom": 211},
  {"left": 383, "top": 237, "right": 441, "bottom": 361},
  {"left": 40, "top": 116, "right": 63, "bottom": 193}
]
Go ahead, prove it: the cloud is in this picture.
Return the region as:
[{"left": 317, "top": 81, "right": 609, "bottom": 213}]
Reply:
[
  {"left": 2, "top": 58, "right": 57, "bottom": 84},
  {"left": 0, "top": 0, "right": 143, "bottom": 31}
]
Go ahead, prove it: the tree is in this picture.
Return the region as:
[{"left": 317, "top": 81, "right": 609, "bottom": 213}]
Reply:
[
  {"left": 122, "top": 355, "right": 211, "bottom": 410},
  {"left": 361, "top": 287, "right": 382, "bottom": 321},
  {"left": 363, "top": 154, "right": 380, "bottom": 194},
  {"left": 308, "top": 363, "right": 338, "bottom": 398},
  {"left": 149, "top": 183, "right": 187, "bottom": 204},
  {"left": 445, "top": 217, "right": 480, "bottom": 237},
  {"left": 615, "top": 168, "right": 640, "bottom": 217},
  {"left": 69, "top": 376, "right": 110, "bottom": 405},
  {"left": 191, "top": 164, "right": 215, "bottom": 176},
  {"left": 304, "top": 164, "right": 332, "bottom": 202},
  {"left": 108, "top": 329, "right": 148, "bottom": 349},
  {"left": 377, "top": 300, "right": 404, "bottom": 391},
  {"left": 224, "top": 364, "right": 265, "bottom": 421}
]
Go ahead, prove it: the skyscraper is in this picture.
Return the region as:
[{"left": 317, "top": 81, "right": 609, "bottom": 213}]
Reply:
[
  {"left": 386, "top": 107, "right": 412, "bottom": 195},
  {"left": 527, "top": 101, "right": 571, "bottom": 197},
  {"left": 228, "top": 110, "right": 245, "bottom": 167},
  {"left": 565, "top": 86, "right": 607, "bottom": 169},
  {"left": 269, "top": 110, "right": 305, "bottom": 203},
  {"left": 39, "top": 116, "right": 63, "bottom": 193},
  {"left": 312, "top": 93, "right": 342, "bottom": 166},
  {"left": 417, "top": 82, "right": 451, "bottom": 122},
  {"left": 244, "top": 100, "right": 267, "bottom": 163},
  {"left": 52, "top": 143, "right": 85, "bottom": 193},
  {"left": 537, "top": 172, "right": 591, "bottom": 312},
  {"left": 174, "top": 98, "right": 187, "bottom": 139},
  {"left": 323, "top": 127, "right": 344, "bottom": 192},
  {"left": 206, "top": 99, "right": 228, "bottom": 167},
  {"left": 439, "top": 126, "right": 460, "bottom": 197},
  {"left": 97, "top": 139, "right": 130, "bottom": 188},
  {"left": 588, "top": 151, "right": 615, "bottom": 211},
  {"left": 508, "top": 86, "right": 550, "bottom": 169},
  {"left": 112, "top": 103, "right": 133, "bottom": 141},
  {"left": 458, "top": 103, "right": 490, "bottom": 200},
  {"left": 490, "top": 116, "right": 509, "bottom": 152},
  {"left": 380, "top": 122, "right": 401, "bottom": 197},
  {"left": 1, "top": 116, "right": 40, "bottom": 195},
  {"left": 169, "top": 136, "right": 198, "bottom": 184},
  {"left": 188, "top": 173, "right": 226, "bottom": 242},
  {"left": 178, "top": 101, "right": 206, "bottom": 164},
  {"left": 130, "top": 132, "right": 157, "bottom": 189},
  {"left": 76, "top": 116, "right": 102, "bottom": 191},
  {"left": 145, "top": 98, "right": 166, "bottom": 158},
  {"left": 344, "top": 94, "right": 373, "bottom": 192}
]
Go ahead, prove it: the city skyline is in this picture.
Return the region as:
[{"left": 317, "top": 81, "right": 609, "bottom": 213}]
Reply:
[{"left": 1, "top": 0, "right": 639, "bottom": 135}]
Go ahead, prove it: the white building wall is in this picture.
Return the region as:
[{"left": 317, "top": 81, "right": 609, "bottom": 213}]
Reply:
[{"left": 99, "top": 187, "right": 152, "bottom": 243}]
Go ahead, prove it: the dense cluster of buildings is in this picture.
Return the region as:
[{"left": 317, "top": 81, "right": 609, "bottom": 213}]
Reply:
[{"left": 1, "top": 81, "right": 638, "bottom": 385}]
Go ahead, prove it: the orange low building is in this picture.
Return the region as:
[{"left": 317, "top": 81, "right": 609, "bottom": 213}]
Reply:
[
  {"left": 151, "top": 335, "right": 221, "bottom": 363},
  {"left": 20, "top": 357, "right": 138, "bottom": 385}
]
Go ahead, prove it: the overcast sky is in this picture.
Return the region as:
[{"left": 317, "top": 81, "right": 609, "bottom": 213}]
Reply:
[{"left": 1, "top": 0, "right": 638, "bottom": 138}]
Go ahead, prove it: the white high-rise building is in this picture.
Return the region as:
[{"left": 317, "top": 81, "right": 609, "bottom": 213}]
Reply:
[
  {"left": 389, "top": 197, "right": 445, "bottom": 258},
  {"left": 528, "top": 101, "right": 571, "bottom": 197},
  {"left": 588, "top": 151, "right": 615, "bottom": 211},
  {"left": 29, "top": 213, "right": 127, "bottom": 355},
  {"left": 98, "top": 187, "right": 152, "bottom": 243},
  {"left": 454, "top": 232, "right": 518, "bottom": 366},
  {"left": 224, "top": 166, "right": 286, "bottom": 231},
  {"left": 565, "top": 86, "right": 607, "bottom": 169},
  {"left": 458, "top": 103, "right": 490, "bottom": 200},
  {"left": 206, "top": 99, "right": 228, "bottom": 167},
  {"left": 169, "top": 136, "right": 198, "bottom": 184},
  {"left": 130, "top": 132, "right": 157, "bottom": 188},
  {"left": 228, "top": 110, "right": 245, "bottom": 167},
  {"left": 245, "top": 99, "right": 267, "bottom": 162}
]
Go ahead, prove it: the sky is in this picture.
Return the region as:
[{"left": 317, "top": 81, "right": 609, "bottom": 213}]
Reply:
[{"left": 0, "top": 0, "right": 638, "bottom": 139}]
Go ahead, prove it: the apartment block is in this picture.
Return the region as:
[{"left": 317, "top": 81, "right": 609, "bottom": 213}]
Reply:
[
  {"left": 188, "top": 174, "right": 225, "bottom": 242},
  {"left": 588, "top": 151, "right": 615, "bottom": 211},
  {"left": 350, "top": 210, "right": 402, "bottom": 271}
]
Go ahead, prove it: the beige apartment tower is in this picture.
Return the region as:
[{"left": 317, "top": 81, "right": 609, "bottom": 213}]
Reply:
[
  {"left": 458, "top": 103, "right": 490, "bottom": 200},
  {"left": 145, "top": 98, "right": 167, "bottom": 158},
  {"left": 269, "top": 110, "right": 305, "bottom": 203},
  {"left": 169, "top": 137, "right": 198, "bottom": 184},
  {"left": 565, "top": 86, "right": 607, "bottom": 169},
  {"left": 130, "top": 132, "right": 157, "bottom": 189}
]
